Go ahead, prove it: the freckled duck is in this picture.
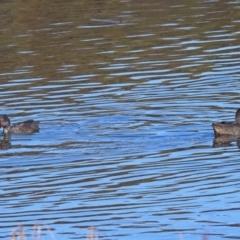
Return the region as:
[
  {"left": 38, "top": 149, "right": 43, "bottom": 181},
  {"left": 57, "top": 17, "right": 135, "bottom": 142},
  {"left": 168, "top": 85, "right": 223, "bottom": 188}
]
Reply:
[
  {"left": 0, "top": 114, "right": 40, "bottom": 134},
  {"left": 212, "top": 109, "right": 240, "bottom": 136}
]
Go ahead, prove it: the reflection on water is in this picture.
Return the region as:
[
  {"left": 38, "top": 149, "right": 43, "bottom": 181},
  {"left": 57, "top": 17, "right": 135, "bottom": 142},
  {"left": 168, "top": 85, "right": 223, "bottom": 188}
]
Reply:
[
  {"left": 213, "top": 135, "right": 240, "bottom": 148},
  {"left": 0, "top": 139, "right": 11, "bottom": 150},
  {"left": 1, "top": 1, "right": 240, "bottom": 240}
]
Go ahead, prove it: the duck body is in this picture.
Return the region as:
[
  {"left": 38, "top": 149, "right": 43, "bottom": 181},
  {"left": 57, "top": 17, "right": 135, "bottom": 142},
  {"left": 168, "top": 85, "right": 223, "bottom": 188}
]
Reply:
[
  {"left": 10, "top": 120, "right": 40, "bottom": 133},
  {"left": 0, "top": 115, "right": 39, "bottom": 134},
  {"left": 212, "top": 109, "right": 240, "bottom": 136},
  {"left": 212, "top": 122, "right": 240, "bottom": 136}
]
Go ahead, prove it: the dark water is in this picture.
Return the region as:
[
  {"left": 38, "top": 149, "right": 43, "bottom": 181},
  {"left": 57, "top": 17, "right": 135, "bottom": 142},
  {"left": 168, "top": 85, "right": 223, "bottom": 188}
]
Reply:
[{"left": 1, "top": 0, "right": 240, "bottom": 240}]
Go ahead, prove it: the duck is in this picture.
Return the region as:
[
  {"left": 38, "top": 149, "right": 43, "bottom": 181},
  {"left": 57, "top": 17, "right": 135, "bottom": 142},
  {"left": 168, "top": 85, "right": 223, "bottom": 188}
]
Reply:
[
  {"left": 0, "top": 114, "right": 40, "bottom": 134},
  {"left": 212, "top": 109, "right": 240, "bottom": 136}
]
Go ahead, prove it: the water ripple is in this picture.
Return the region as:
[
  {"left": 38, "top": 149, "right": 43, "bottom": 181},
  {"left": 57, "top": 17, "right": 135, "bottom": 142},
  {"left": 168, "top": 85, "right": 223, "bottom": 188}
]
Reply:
[{"left": 0, "top": 1, "right": 240, "bottom": 240}]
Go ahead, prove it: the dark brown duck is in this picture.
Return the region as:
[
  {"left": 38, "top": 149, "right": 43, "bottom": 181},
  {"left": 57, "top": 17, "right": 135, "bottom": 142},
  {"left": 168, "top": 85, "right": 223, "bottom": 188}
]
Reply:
[
  {"left": 0, "top": 115, "right": 39, "bottom": 134},
  {"left": 212, "top": 109, "right": 240, "bottom": 136}
]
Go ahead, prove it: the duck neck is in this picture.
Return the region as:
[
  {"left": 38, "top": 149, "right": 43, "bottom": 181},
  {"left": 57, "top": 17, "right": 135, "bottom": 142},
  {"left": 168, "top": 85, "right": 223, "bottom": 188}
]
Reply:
[
  {"left": 3, "top": 126, "right": 10, "bottom": 135},
  {"left": 236, "top": 109, "right": 240, "bottom": 124}
]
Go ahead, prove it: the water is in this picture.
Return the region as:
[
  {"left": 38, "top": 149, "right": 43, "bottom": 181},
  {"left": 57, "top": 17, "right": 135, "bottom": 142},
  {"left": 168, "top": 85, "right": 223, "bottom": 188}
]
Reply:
[{"left": 1, "top": 0, "right": 240, "bottom": 240}]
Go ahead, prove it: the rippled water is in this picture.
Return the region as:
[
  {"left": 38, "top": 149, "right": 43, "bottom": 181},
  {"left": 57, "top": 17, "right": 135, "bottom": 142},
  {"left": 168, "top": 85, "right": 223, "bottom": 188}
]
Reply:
[{"left": 1, "top": 1, "right": 240, "bottom": 240}]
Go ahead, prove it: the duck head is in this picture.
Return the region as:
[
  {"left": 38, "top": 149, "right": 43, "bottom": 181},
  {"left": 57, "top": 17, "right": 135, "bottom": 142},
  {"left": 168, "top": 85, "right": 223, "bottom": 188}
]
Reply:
[{"left": 0, "top": 115, "right": 11, "bottom": 134}]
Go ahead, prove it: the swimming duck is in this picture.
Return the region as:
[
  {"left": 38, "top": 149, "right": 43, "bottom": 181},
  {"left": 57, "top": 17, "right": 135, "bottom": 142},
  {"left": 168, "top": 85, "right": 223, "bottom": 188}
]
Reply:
[
  {"left": 0, "top": 114, "right": 40, "bottom": 134},
  {"left": 212, "top": 109, "right": 240, "bottom": 136}
]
